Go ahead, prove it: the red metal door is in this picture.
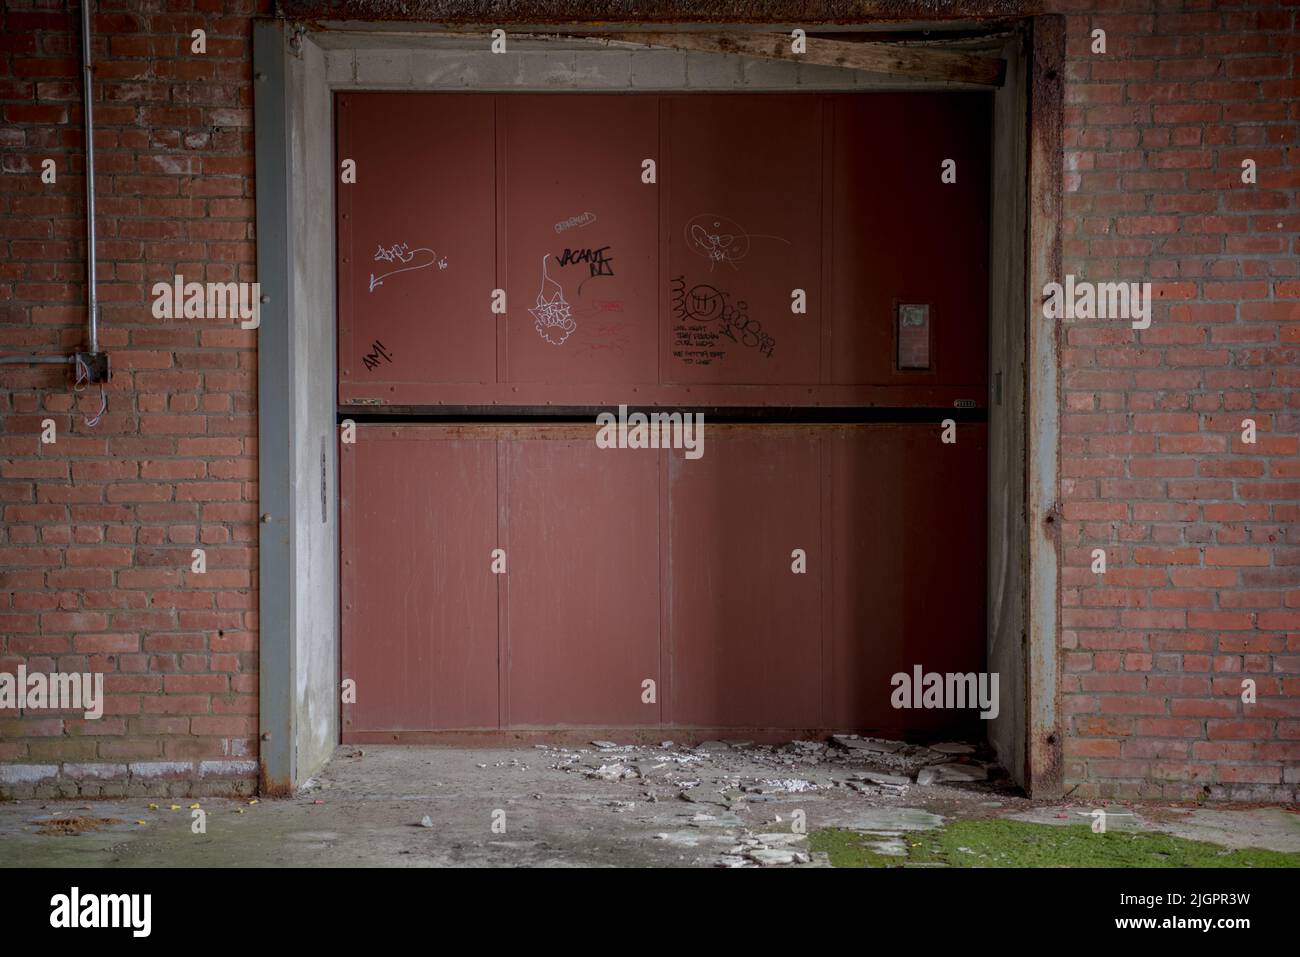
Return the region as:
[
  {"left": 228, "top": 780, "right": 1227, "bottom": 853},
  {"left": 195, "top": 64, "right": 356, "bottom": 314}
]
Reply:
[{"left": 338, "top": 92, "right": 991, "bottom": 741}]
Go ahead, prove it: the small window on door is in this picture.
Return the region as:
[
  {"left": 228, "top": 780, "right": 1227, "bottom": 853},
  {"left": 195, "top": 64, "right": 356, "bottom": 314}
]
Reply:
[{"left": 897, "top": 303, "right": 932, "bottom": 371}]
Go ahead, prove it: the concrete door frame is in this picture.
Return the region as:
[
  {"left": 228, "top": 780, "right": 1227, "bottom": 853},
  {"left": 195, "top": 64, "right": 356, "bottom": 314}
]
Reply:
[{"left": 252, "top": 17, "right": 1063, "bottom": 796}]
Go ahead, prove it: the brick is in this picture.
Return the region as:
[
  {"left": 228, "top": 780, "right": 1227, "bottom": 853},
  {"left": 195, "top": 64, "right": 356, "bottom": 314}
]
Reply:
[{"left": 1205, "top": 547, "right": 1270, "bottom": 567}]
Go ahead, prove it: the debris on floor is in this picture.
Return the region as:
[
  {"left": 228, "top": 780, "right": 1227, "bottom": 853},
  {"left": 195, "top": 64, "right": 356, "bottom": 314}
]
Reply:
[
  {"left": 931, "top": 742, "right": 976, "bottom": 755},
  {"left": 832, "top": 734, "right": 903, "bottom": 753},
  {"left": 7, "top": 744, "right": 1296, "bottom": 869},
  {"left": 529, "top": 735, "right": 997, "bottom": 866},
  {"left": 32, "top": 816, "right": 125, "bottom": 836},
  {"left": 542, "top": 735, "right": 998, "bottom": 799},
  {"left": 716, "top": 830, "right": 818, "bottom": 867}
]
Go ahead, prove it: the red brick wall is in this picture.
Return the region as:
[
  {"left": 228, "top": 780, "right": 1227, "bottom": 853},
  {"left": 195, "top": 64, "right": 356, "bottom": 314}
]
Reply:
[
  {"left": 1, "top": 0, "right": 1296, "bottom": 801},
  {"left": 0, "top": 1, "right": 265, "bottom": 798},
  {"left": 1059, "top": 1, "right": 1299, "bottom": 800}
]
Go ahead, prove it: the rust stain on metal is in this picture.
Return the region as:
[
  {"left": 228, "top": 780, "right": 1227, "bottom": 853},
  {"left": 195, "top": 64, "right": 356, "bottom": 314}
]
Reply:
[
  {"left": 258, "top": 760, "right": 295, "bottom": 798},
  {"left": 1041, "top": 500, "right": 1062, "bottom": 540},
  {"left": 1033, "top": 729, "right": 1063, "bottom": 792}
]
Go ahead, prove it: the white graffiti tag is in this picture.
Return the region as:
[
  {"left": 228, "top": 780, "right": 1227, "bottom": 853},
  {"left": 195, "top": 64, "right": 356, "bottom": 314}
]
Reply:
[{"left": 369, "top": 242, "right": 448, "bottom": 292}]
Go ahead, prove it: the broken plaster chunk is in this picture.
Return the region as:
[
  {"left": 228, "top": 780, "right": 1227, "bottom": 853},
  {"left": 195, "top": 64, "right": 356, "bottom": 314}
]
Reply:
[
  {"left": 930, "top": 742, "right": 976, "bottom": 755},
  {"left": 832, "top": 735, "right": 904, "bottom": 753},
  {"left": 853, "top": 770, "right": 912, "bottom": 787},
  {"left": 848, "top": 807, "right": 944, "bottom": 832},
  {"left": 679, "top": 790, "right": 727, "bottom": 806},
  {"left": 586, "top": 763, "right": 638, "bottom": 782},
  {"left": 746, "top": 848, "right": 809, "bottom": 866},
  {"left": 916, "top": 763, "right": 989, "bottom": 786},
  {"left": 754, "top": 832, "right": 807, "bottom": 847},
  {"left": 745, "top": 778, "right": 817, "bottom": 794},
  {"left": 748, "top": 848, "right": 796, "bottom": 865}
]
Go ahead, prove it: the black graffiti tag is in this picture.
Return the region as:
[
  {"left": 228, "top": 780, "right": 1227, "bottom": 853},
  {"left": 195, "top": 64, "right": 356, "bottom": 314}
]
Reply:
[
  {"left": 361, "top": 339, "right": 393, "bottom": 372},
  {"left": 554, "top": 246, "right": 615, "bottom": 279},
  {"left": 670, "top": 277, "right": 775, "bottom": 358}
]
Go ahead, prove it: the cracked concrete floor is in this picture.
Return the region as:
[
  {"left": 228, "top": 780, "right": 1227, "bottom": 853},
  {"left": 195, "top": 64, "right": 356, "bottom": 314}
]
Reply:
[{"left": 2, "top": 742, "right": 1297, "bottom": 867}]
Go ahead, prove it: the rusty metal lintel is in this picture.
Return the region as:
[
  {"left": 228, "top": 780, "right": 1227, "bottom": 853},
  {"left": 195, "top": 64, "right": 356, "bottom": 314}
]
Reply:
[
  {"left": 277, "top": 0, "right": 1041, "bottom": 23},
  {"left": 583, "top": 30, "right": 1006, "bottom": 86}
]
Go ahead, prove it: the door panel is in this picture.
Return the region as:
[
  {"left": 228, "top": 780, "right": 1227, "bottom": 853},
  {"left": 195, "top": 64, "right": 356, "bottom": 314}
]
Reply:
[
  {"left": 337, "top": 94, "right": 497, "bottom": 397},
  {"left": 341, "top": 429, "right": 500, "bottom": 733},
  {"left": 504, "top": 437, "right": 660, "bottom": 726},
  {"left": 502, "top": 95, "right": 661, "bottom": 386},
  {"left": 664, "top": 95, "right": 825, "bottom": 386},
  {"left": 667, "top": 430, "right": 823, "bottom": 728},
  {"left": 341, "top": 424, "right": 987, "bottom": 738},
  {"left": 828, "top": 424, "right": 989, "bottom": 735},
  {"left": 829, "top": 94, "right": 991, "bottom": 387}
]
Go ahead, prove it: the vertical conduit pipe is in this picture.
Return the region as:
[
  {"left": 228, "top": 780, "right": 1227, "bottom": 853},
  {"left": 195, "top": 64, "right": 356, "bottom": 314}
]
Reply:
[
  {"left": 81, "top": 0, "right": 98, "bottom": 353},
  {"left": 0, "top": 2, "right": 95, "bottom": 368}
]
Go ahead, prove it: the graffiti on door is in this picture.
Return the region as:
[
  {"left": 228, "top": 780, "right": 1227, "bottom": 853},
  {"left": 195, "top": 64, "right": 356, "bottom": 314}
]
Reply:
[
  {"left": 368, "top": 242, "right": 448, "bottom": 293},
  {"left": 683, "top": 213, "right": 789, "bottom": 272},
  {"left": 528, "top": 254, "right": 577, "bottom": 346},
  {"left": 671, "top": 276, "right": 776, "bottom": 363},
  {"left": 361, "top": 339, "right": 394, "bottom": 371}
]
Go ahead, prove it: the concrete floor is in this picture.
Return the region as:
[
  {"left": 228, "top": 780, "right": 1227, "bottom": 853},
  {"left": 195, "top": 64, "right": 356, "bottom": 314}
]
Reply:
[{"left": 3, "top": 742, "right": 1298, "bottom": 867}]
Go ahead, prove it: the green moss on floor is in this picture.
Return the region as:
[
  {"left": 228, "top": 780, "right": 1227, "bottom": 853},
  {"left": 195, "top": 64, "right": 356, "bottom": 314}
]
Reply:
[{"left": 809, "top": 820, "right": 1300, "bottom": 868}]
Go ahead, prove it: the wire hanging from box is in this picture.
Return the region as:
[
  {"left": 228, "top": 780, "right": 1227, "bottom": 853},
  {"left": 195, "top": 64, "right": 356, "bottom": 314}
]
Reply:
[{"left": 74, "top": 353, "right": 107, "bottom": 429}]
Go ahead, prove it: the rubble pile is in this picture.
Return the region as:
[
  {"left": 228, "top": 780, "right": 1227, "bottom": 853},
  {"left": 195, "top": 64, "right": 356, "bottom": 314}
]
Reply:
[
  {"left": 528, "top": 735, "right": 998, "bottom": 864},
  {"left": 541, "top": 735, "right": 995, "bottom": 797}
]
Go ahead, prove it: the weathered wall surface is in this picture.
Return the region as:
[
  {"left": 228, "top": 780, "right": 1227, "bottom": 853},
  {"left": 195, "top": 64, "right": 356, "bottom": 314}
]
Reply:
[{"left": 1, "top": 0, "right": 1296, "bottom": 800}]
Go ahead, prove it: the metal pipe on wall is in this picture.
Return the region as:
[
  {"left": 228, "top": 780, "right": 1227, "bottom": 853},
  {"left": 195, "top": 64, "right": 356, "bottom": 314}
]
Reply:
[
  {"left": 0, "top": 2, "right": 96, "bottom": 368},
  {"left": 81, "top": 0, "right": 98, "bottom": 353}
]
